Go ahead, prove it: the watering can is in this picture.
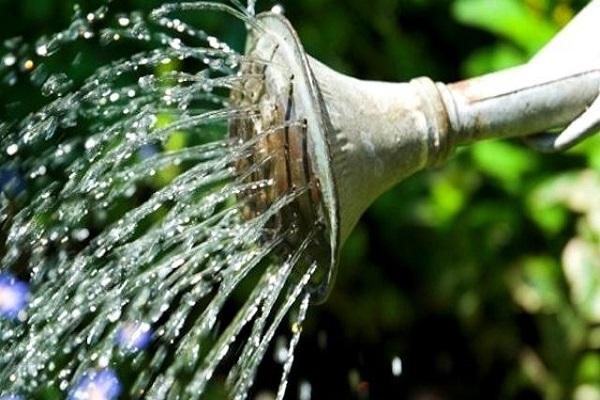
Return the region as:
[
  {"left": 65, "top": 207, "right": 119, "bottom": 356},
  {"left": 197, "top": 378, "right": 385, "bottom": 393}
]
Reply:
[{"left": 239, "top": 0, "right": 600, "bottom": 301}]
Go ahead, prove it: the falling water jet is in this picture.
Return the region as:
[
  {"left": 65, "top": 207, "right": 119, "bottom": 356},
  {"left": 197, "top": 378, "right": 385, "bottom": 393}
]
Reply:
[{"left": 0, "top": 2, "right": 326, "bottom": 399}]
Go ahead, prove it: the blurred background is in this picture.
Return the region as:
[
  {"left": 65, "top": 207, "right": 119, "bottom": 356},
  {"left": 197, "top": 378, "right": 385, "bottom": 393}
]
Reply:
[{"left": 1, "top": 0, "right": 600, "bottom": 399}]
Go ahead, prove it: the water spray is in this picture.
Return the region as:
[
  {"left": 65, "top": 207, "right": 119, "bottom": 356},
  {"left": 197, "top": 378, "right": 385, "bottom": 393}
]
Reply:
[
  {"left": 241, "top": 1, "right": 600, "bottom": 302},
  {"left": 1, "top": 1, "right": 599, "bottom": 399}
]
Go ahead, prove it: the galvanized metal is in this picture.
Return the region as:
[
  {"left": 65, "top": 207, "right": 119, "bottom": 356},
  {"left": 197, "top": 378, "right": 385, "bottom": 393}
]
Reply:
[
  {"left": 524, "top": 0, "right": 600, "bottom": 151},
  {"left": 442, "top": 63, "right": 600, "bottom": 150},
  {"left": 445, "top": 0, "right": 600, "bottom": 152},
  {"left": 245, "top": 1, "right": 600, "bottom": 301}
]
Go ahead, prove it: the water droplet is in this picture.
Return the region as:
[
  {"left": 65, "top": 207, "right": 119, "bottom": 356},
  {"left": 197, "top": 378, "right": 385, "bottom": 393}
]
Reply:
[
  {"left": 6, "top": 144, "right": 18, "bottom": 156},
  {"left": 138, "top": 75, "right": 154, "bottom": 89},
  {"left": 246, "top": 0, "right": 256, "bottom": 16},
  {"left": 30, "top": 165, "right": 47, "bottom": 178},
  {"left": 41, "top": 73, "right": 73, "bottom": 97},
  {"left": 107, "top": 309, "right": 122, "bottom": 323},
  {"left": 118, "top": 17, "right": 130, "bottom": 27},
  {"left": 391, "top": 356, "right": 403, "bottom": 377},
  {"left": 85, "top": 138, "right": 99, "bottom": 150},
  {"left": 73, "top": 228, "right": 90, "bottom": 241},
  {"left": 273, "top": 336, "right": 288, "bottom": 364},
  {"left": 271, "top": 4, "right": 285, "bottom": 15},
  {"left": 207, "top": 36, "right": 220, "bottom": 49},
  {"left": 169, "top": 38, "right": 182, "bottom": 50},
  {"left": 2, "top": 53, "right": 16, "bottom": 67},
  {"left": 298, "top": 380, "right": 312, "bottom": 400},
  {"left": 116, "top": 321, "right": 152, "bottom": 353},
  {"left": 291, "top": 322, "right": 301, "bottom": 335},
  {"left": 36, "top": 44, "right": 48, "bottom": 57}
]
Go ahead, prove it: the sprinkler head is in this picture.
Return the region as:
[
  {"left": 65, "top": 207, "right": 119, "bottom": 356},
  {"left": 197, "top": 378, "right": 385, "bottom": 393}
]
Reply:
[
  {"left": 233, "top": 12, "right": 454, "bottom": 303},
  {"left": 230, "top": 12, "right": 340, "bottom": 303},
  {"left": 233, "top": 8, "right": 600, "bottom": 302}
]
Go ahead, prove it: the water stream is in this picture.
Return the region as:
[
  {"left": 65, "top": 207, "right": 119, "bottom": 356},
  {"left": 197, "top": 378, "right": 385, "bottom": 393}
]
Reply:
[{"left": 0, "top": 2, "right": 323, "bottom": 399}]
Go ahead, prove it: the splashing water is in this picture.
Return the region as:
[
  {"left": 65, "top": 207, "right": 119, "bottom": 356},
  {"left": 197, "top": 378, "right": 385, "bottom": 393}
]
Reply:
[
  {"left": 246, "top": 0, "right": 257, "bottom": 16},
  {"left": 0, "top": 1, "right": 326, "bottom": 399}
]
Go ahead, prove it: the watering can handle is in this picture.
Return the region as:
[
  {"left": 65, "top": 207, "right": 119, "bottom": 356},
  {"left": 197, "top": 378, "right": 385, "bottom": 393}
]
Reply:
[
  {"left": 524, "top": 0, "right": 600, "bottom": 152},
  {"left": 439, "top": 64, "right": 600, "bottom": 151},
  {"left": 532, "top": 0, "right": 600, "bottom": 66},
  {"left": 523, "top": 88, "right": 600, "bottom": 152},
  {"left": 438, "top": 0, "right": 600, "bottom": 153}
]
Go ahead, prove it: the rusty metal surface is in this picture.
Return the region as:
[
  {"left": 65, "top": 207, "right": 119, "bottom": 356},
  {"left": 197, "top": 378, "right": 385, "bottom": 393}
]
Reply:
[
  {"left": 443, "top": 0, "right": 600, "bottom": 151},
  {"left": 444, "top": 64, "right": 600, "bottom": 147}
]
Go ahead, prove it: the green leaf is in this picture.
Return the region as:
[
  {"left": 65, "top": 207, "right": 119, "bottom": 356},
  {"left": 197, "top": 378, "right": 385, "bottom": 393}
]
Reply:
[
  {"left": 471, "top": 140, "right": 539, "bottom": 191},
  {"left": 577, "top": 353, "right": 600, "bottom": 384},
  {"left": 527, "top": 180, "right": 569, "bottom": 235},
  {"left": 453, "top": 0, "right": 558, "bottom": 55},
  {"left": 511, "top": 256, "right": 563, "bottom": 313},
  {"left": 462, "top": 43, "right": 527, "bottom": 77},
  {"left": 563, "top": 238, "right": 600, "bottom": 323},
  {"left": 429, "top": 175, "right": 466, "bottom": 224}
]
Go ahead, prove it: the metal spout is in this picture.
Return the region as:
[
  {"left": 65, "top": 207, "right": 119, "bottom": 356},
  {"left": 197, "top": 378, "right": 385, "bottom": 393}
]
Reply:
[
  {"left": 242, "top": 1, "right": 600, "bottom": 301},
  {"left": 311, "top": 59, "right": 600, "bottom": 242},
  {"left": 303, "top": 4, "right": 600, "bottom": 242}
]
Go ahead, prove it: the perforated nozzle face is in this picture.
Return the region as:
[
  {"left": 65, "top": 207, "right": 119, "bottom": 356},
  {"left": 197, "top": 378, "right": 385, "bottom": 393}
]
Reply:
[{"left": 229, "top": 12, "right": 340, "bottom": 303}]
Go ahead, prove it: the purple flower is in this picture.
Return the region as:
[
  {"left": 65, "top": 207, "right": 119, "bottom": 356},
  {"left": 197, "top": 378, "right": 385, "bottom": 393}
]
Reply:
[
  {"left": 0, "top": 395, "right": 24, "bottom": 400},
  {"left": 137, "top": 144, "right": 159, "bottom": 160},
  {"left": 116, "top": 321, "right": 152, "bottom": 353},
  {"left": 0, "top": 274, "right": 29, "bottom": 319},
  {"left": 0, "top": 168, "right": 26, "bottom": 197},
  {"left": 68, "top": 369, "right": 121, "bottom": 400}
]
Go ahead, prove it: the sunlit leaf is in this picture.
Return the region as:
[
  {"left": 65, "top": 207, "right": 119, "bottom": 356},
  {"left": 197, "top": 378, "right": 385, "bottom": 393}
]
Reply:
[
  {"left": 576, "top": 353, "right": 600, "bottom": 384},
  {"left": 562, "top": 238, "right": 600, "bottom": 323},
  {"left": 470, "top": 140, "right": 539, "bottom": 191},
  {"left": 462, "top": 43, "right": 526, "bottom": 77},
  {"left": 510, "top": 256, "right": 563, "bottom": 313},
  {"left": 453, "top": 0, "right": 557, "bottom": 55}
]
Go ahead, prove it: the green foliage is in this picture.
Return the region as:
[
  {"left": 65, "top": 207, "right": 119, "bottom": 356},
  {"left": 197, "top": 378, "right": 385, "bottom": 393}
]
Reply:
[
  {"left": 453, "top": 0, "right": 558, "bottom": 55},
  {"left": 471, "top": 140, "right": 540, "bottom": 192}
]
